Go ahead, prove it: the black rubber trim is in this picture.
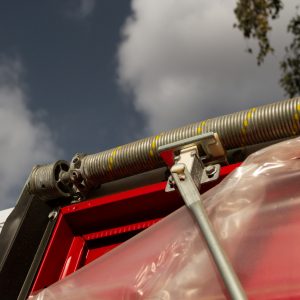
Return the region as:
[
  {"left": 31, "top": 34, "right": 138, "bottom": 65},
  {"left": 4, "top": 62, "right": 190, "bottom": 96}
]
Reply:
[
  {"left": 0, "top": 185, "right": 56, "bottom": 300},
  {"left": 17, "top": 212, "right": 58, "bottom": 300}
]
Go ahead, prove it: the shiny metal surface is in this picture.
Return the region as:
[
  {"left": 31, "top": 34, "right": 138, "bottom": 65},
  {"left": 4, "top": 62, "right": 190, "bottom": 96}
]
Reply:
[
  {"left": 28, "top": 161, "right": 71, "bottom": 201},
  {"left": 27, "top": 98, "right": 300, "bottom": 199},
  {"left": 172, "top": 167, "right": 247, "bottom": 300},
  {"left": 165, "top": 139, "right": 247, "bottom": 300},
  {"left": 80, "top": 98, "right": 300, "bottom": 188}
]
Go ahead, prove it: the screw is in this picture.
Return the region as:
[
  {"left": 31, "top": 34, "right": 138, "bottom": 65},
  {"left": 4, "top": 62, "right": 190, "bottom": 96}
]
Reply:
[
  {"left": 168, "top": 176, "right": 176, "bottom": 188},
  {"left": 48, "top": 211, "right": 58, "bottom": 220},
  {"left": 178, "top": 173, "right": 186, "bottom": 181},
  {"left": 171, "top": 163, "right": 186, "bottom": 180},
  {"left": 72, "top": 157, "right": 81, "bottom": 169},
  {"left": 71, "top": 193, "right": 83, "bottom": 203},
  {"left": 174, "top": 155, "right": 180, "bottom": 163},
  {"left": 190, "top": 150, "right": 197, "bottom": 157},
  {"left": 206, "top": 165, "right": 217, "bottom": 177}
]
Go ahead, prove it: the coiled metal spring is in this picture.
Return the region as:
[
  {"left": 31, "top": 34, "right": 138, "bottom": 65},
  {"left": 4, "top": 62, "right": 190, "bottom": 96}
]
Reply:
[{"left": 81, "top": 97, "right": 300, "bottom": 187}]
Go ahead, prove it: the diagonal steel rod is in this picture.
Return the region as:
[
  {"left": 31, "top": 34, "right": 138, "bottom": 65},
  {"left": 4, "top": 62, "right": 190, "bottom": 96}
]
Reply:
[{"left": 171, "top": 164, "right": 247, "bottom": 300}]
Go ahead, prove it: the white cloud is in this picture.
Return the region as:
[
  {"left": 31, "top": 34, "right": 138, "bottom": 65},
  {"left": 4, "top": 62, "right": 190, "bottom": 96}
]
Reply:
[
  {"left": 118, "top": 0, "right": 297, "bottom": 133},
  {"left": 67, "top": 0, "right": 96, "bottom": 19},
  {"left": 0, "top": 57, "right": 61, "bottom": 209}
]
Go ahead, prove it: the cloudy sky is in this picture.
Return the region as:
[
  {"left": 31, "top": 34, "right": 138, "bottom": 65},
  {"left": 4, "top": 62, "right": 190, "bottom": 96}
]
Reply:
[{"left": 0, "top": 0, "right": 297, "bottom": 209}]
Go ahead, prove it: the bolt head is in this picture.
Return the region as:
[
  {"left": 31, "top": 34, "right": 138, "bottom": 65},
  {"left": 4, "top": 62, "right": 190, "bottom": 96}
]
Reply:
[
  {"left": 48, "top": 211, "right": 58, "bottom": 220},
  {"left": 178, "top": 174, "right": 186, "bottom": 181},
  {"left": 170, "top": 163, "right": 185, "bottom": 174},
  {"left": 206, "top": 165, "right": 217, "bottom": 177}
]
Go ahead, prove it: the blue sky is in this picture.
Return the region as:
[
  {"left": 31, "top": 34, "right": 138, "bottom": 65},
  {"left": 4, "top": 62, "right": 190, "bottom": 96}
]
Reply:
[
  {"left": 0, "top": 0, "right": 297, "bottom": 208},
  {"left": 0, "top": 0, "right": 143, "bottom": 156}
]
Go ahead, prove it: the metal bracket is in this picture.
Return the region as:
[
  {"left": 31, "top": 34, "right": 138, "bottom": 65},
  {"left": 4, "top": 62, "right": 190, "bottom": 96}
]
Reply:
[
  {"left": 159, "top": 133, "right": 247, "bottom": 300},
  {"left": 160, "top": 132, "right": 225, "bottom": 192},
  {"left": 68, "top": 153, "right": 90, "bottom": 201}
]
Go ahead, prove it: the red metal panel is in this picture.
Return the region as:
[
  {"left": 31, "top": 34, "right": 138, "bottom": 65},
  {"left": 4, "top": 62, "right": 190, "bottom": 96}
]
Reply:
[
  {"left": 31, "top": 164, "right": 240, "bottom": 294},
  {"left": 84, "top": 243, "right": 122, "bottom": 265},
  {"left": 61, "top": 181, "right": 169, "bottom": 215},
  {"left": 82, "top": 219, "right": 160, "bottom": 265},
  {"left": 82, "top": 219, "right": 160, "bottom": 241},
  {"left": 60, "top": 236, "right": 86, "bottom": 280},
  {"left": 31, "top": 182, "right": 181, "bottom": 292},
  {"left": 220, "top": 163, "right": 241, "bottom": 176},
  {"left": 31, "top": 214, "right": 74, "bottom": 292}
]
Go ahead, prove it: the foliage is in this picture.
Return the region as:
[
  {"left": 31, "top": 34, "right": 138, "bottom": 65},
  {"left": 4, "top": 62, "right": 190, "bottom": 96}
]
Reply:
[
  {"left": 280, "top": 15, "right": 300, "bottom": 97},
  {"left": 234, "top": 0, "right": 283, "bottom": 65},
  {"left": 233, "top": 1, "right": 300, "bottom": 97}
]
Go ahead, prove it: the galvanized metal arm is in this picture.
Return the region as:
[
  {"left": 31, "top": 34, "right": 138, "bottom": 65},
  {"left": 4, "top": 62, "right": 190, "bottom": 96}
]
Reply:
[{"left": 159, "top": 133, "right": 248, "bottom": 300}]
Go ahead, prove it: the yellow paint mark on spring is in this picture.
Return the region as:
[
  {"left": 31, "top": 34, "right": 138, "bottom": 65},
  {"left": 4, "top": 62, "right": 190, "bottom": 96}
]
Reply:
[
  {"left": 108, "top": 146, "right": 121, "bottom": 171},
  {"left": 149, "top": 135, "right": 161, "bottom": 157},
  {"left": 241, "top": 107, "right": 256, "bottom": 144},
  {"left": 149, "top": 133, "right": 163, "bottom": 157},
  {"left": 297, "top": 103, "right": 300, "bottom": 112},
  {"left": 293, "top": 111, "right": 300, "bottom": 135},
  {"left": 197, "top": 121, "right": 206, "bottom": 135}
]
